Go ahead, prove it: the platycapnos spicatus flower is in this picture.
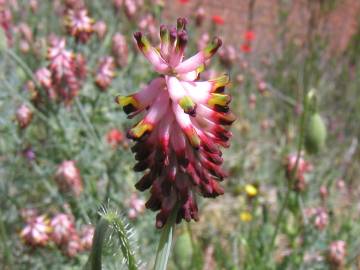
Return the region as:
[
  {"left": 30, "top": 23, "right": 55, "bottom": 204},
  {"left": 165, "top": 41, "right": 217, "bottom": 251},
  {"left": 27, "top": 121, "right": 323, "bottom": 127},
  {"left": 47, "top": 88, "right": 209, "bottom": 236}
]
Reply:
[
  {"left": 64, "top": 8, "right": 94, "bottom": 43},
  {"left": 115, "top": 18, "right": 236, "bottom": 228},
  {"left": 20, "top": 215, "right": 52, "bottom": 246}
]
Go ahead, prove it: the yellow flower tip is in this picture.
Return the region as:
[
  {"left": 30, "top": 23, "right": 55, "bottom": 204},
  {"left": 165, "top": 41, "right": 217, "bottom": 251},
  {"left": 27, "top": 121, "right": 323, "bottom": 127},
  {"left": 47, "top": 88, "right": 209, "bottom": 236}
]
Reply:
[
  {"left": 208, "top": 93, "right": 231, "bottom": 107},
  {"left": 179, "top": 96, "right": 196, "bottom": 116},
  {"left": 128, "top": 120, "right": 153, "bottom": 140},
  {"left": 245, "top": 184, "right": 258, "bottom": 197},
  {"left": 196, "top": 64, "right": 205, "bottom": 74},
  {"left": 115, "top": 95, "right": 140, "bottom": 115},
  {"left": 211, "top": 74, "right": 230, "bottom": 88},
  {"left": 240, "top": 211, "right": 253, "bottom": 222},
  {"left": 184, "top": 128, "right": 201, "bottom": 149}
]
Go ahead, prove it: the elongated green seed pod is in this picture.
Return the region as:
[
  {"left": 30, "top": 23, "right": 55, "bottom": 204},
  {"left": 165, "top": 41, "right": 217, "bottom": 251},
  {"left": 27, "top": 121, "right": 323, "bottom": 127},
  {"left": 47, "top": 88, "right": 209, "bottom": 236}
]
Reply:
[
  {"left": 173, "top": 232, "right": 193, "bottom": 270},
  {"left": 305, "top": 113, "right": 327, "bottom": 154}
]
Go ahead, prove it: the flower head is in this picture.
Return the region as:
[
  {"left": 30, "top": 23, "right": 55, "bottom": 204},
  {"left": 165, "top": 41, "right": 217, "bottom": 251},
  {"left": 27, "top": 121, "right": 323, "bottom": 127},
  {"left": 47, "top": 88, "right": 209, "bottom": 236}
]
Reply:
[
  {"left": 55, "top": 160, "right": 83, "bottom": 196},
  {"left": 65, "top": 9, "right": 94, "bottom": 43},
  {"left": 116, "top": 18, "right": 235, "bottom": 228},
  {"left": 16, "top": 103, "right": 32, "bottom": 129},
  {"left": 328, "top": 240, "right": 346, "bottom": 268},
  {"left": 285, "top": 153, "right": 312, "bottom": 191},
  {"left": 79, "top": 225, "right": 94, "bottom": 250},
  {"left": 106, "top": 128, "right": 124, "bottom": 148},
  {"left": 112, "top": 32, "right": 128, "bottom": 67},
  {"left": 47, "top": 38, "right": 85, "bottom": 104},
  {"left": 95, "top": 56, "right": 115, "bottom": 91},
  {"left": 20, "top": 215, "right": 52, "bottom": 246},
  {"left": 50, "top": 213, "right": 76, "bottom": 245}
]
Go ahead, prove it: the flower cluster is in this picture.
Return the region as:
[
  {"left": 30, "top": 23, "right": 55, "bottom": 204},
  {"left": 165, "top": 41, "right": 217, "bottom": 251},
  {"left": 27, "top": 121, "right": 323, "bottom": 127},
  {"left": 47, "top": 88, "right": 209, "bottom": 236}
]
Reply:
[
  {"left": 16, "top": 103, "right": 32, "bottom": 129},
  {"left": 64, "top": 8, "right": 94, "bottom": 43},
  {"left": 95, "top": 56, "right": 116, "bottom": 91},
  {"left": 116, "top": 18, "right": 235, "bottom": 228},
  {"left": 285, "top": 153, "right": 313, "bottom": 191},
  {"left": 327, "top": 240, "right": 346, "bottom": 268},
  {"left": 54, "top": 160, "right": 83, "bottom": 196},
  {"left": 28, "top": 38, "right": 87, "bottom": 104},
  {"left": 20, "top": 211, "right": 94, "bottom": 257},
  {"left": 305, "top": 207, "right": 329, "bottom": 231},
  {"left": 112, "top": 32, "right": 129, "bottom": 67}
]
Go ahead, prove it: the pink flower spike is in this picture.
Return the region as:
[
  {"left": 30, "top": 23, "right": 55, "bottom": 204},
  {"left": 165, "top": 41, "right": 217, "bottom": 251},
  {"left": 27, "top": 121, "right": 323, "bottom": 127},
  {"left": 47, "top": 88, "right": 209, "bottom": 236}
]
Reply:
[{"left": 116, "top": 18, "right": 235, "bottom": 228}]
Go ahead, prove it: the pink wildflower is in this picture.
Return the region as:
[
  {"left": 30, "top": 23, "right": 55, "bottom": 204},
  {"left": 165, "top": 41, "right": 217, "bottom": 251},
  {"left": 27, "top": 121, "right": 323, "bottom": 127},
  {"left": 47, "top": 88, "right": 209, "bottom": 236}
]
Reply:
[
  {"left": 65, "top": 9, "right": 94, "bottom": 43},
  {"left": 95, "top": 56, "right": 115, "bottom": 91},
  {"left": 16, "top": 103, "right": 32, "bottom": 129},
  {"left": 127, "top": 193, "right": 145, "bottom": 220},
  {"left": 195, "top": 7, "right": 205, "bottom": 27},
  {"left": 50, "top": 213, "right": 76, "bottom": 245},
  {"left": 93, "top": 20, "right": 107, "bottom": 40},
  {"left": 20, "top": 215, "right": 52, "bottom": 246},
  {"left": 115, "top": 18, "right": 235, "bottom": 228},
  {"left": 285, "top": 153, "right": 313, "bottom": 191},
  {"left": 47, "top": 38, "right": 84, "bottom": 104},
  {"left": 328, "top": 240, "right": 346, "bottom": 268},
  {"left": 79, "top": 225, "right": 94, "bottom": 250},
  {"left": 112, "top": 33, "right": 128, "bottom": 67},
  {"left": 64, "top": 233, "right": 82, "bottom": 257},
  {"left": 55, "top": 160, "right": 83, "bottom": 196}
]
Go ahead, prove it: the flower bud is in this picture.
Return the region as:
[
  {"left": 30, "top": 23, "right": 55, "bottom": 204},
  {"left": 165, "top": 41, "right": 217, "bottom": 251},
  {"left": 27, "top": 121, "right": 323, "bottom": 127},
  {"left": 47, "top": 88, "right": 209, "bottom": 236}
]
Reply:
[
  {"left": 50, "top": 213, "right": 76, "bottom": 245},
  {"left": 305, "top": 113, "right": 327, "bottom": 154},
  {"left": 80, "top": 225, "right": 94, "bottom": 250},
  {"left": 16, "top": 104, "right": 32, "bottom": 129},
  {"left": 54, "top": 160, "right": 83, "bottom": 196},
  {"left": 327, "top": 240, "right": 346, "bottom": 268},
  {"left": 20, "top": 215, "right": 52, "bottom": 246},
  {"left": 174, "top": 232, "right": 193, "bottom": 270},
  {"left": 93, "top": 20, "right": 107, "bottom": 40}
]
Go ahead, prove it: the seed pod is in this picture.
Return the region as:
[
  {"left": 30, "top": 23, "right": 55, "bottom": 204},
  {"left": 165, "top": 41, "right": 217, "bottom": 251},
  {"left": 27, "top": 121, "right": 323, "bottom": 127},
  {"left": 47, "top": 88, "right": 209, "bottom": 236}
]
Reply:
[
  {"left": 173, "top": 232, "right": 193, "bottom": 270},
  {"left": 305, "top": 113, "right": 327, "bottom": 154}
]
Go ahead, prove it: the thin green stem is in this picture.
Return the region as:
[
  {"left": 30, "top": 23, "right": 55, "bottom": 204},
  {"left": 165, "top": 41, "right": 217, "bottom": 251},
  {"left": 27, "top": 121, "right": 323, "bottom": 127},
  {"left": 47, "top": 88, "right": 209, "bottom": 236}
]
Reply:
[
  {"left": 153, "top": 210, "right": 177, "bottom": 270},
  {"left": 269, "top": 89, "right": 309, "bottom": 252}
]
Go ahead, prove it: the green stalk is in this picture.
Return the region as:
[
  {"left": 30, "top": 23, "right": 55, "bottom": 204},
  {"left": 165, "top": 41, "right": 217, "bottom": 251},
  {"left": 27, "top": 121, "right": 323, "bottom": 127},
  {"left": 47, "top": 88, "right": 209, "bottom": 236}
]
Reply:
[
  {"left": 268, "top": 89, "right": 309, "bottom": 251},
  {"left": 85, "top": 217, "right": 110, "bottom": 270},
  {"left": 153, "top": 211, "right": 177, "bottom": 270}
]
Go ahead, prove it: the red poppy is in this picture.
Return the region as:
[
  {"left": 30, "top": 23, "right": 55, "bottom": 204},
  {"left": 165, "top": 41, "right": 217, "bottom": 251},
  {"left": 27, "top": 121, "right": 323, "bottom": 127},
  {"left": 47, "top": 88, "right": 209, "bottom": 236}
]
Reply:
[
  {"left": 106, "top": 128, "right": 124, "bottom": 147},
  {"left": 244, "top": 30, "right": 255, "bottom": 41},
  {"left": 179, "top": 0, "right": 190, "bottom": 4},
  {"left": 212, "top": 15, "right": 225, "bottom": 25},
  {"left": 241, "top": 42, "right": 252, "bottom": 53}
]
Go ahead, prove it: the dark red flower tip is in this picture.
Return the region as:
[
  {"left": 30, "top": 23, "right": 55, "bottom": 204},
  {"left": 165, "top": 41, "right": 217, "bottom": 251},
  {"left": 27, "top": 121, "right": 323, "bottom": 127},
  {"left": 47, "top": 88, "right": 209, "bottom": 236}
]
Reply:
[{"left": 178, "top": 0, "right": 190, "bottom": 4}]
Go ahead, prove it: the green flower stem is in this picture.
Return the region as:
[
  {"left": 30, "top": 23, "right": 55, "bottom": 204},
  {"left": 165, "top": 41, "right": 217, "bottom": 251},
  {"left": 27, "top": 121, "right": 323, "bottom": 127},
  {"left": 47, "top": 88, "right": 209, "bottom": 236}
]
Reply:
[
  {"left": 85, "top": 217, "right": 110, "bottom": 270},
  {"left": 268, "top": 89, "right": 309, "bottom": 252},
  {"left": 153, "top": 210, "right": 177, "bottom": 270}
]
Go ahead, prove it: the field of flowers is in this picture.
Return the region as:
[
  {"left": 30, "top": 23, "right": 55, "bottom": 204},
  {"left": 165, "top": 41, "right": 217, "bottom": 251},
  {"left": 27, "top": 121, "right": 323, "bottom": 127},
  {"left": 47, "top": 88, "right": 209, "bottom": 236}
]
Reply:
[{"left": 1, "top": 0, "right": 360, "bottom": 269}]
